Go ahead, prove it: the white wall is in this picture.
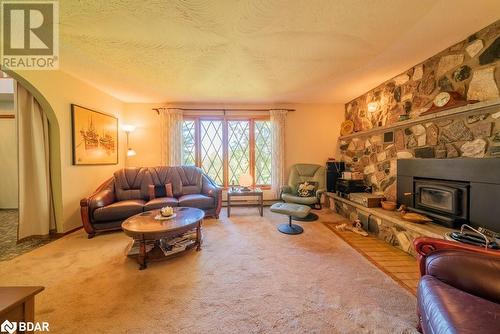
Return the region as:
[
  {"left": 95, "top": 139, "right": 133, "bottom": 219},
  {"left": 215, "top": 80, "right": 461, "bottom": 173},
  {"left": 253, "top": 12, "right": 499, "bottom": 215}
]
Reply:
[
  {"left": 0, "top": 99, "right": 17, "bottom": 208},
  {"left": 0, "top": 79, "right": 14, "bottom": 94}
]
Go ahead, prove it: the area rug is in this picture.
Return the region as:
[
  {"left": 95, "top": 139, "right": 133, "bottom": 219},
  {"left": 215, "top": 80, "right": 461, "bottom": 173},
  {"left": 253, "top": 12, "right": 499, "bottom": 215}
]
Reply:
[
  {"left": 0, "top": 208, "right": 418, "bottom": 333},
  {"left": 0, "top": 209, "right": 56, "bottom": 261},
  {"left": 322, "top": 220, "right": 420, "bottom": 295}
]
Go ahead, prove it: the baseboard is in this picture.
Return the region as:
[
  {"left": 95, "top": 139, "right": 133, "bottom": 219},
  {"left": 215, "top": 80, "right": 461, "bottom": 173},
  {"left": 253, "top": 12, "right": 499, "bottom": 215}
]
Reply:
[
  {"left": 55, "top": 226, "right": 83, "bottom": 237},
  {"left": 222, "top": 199, "right": 280, "bottom": 207}
]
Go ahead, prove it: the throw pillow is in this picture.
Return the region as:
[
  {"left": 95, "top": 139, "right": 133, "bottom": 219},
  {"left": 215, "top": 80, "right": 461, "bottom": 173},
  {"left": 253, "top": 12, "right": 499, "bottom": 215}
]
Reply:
[
  {"left": 148, "top": 183, "right": 174, "bottom": 200},
  {"left": 297, "top": 181, "right": 318, "bottom": 197},
  {"left": 165, "top": 183, "right": 173, "bottom": 198},
  {"left": 148, "top": 184, "right": 156, "bottom": 200}
]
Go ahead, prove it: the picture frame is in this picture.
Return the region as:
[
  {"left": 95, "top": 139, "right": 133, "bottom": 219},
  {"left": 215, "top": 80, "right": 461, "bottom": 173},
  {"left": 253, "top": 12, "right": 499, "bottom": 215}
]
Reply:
[
  {"left": 383, "top": 131, "right": 394, "bottom": 144},
  {"left": 71, "top": 104, "right": 118, "bottom": 165}
]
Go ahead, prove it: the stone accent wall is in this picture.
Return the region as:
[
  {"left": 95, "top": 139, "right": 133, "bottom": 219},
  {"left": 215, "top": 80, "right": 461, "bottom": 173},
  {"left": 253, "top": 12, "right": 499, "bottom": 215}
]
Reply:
[
  {"left": 339, "top": 21, "right": 500, "bottom": 201},
  {"left": 339, "top": 111, "right": 500, "bottom": 201},
  {"left": 345, "top": 21, "right": 499, "bottom": 131}
]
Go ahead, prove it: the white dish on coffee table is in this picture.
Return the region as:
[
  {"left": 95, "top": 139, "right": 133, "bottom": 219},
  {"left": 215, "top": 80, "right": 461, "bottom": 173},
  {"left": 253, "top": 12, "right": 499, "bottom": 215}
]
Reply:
[{"left": 154, "top": 213, "right": 177, "bottom": 220}]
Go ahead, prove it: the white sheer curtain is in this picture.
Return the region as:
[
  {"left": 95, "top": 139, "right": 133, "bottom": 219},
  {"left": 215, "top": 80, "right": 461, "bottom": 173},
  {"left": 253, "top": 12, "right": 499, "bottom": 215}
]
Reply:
[
  {"left": 159, "top": 108, "right": 183, "bottom": 166},
  {"left": 16, "top": 82, "right": 56, "bottom": 240},
  {"left": 270, "top": 109, "right": 287, "bottom": 199}
]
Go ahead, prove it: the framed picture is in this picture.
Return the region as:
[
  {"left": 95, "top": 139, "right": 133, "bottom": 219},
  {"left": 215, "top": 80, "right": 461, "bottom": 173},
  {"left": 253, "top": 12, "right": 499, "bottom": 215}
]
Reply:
[
  {"left": 383, "top": 131, "right": 394, "bottom": 144},
  {"left": 71, "top": 104, "right": 118, "bottom": 165}
]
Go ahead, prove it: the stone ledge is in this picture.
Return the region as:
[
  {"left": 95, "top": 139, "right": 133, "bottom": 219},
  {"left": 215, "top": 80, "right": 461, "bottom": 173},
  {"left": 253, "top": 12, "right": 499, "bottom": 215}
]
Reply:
[
  {"left": 327, "top": 193, "right": 456, "bottom": 238},
  {"left": 339, "top": 98, "right": 500, "bottom": 140}
]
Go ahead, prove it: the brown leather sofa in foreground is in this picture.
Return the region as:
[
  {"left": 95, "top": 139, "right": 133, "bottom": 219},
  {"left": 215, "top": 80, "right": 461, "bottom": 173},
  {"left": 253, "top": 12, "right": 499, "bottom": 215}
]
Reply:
[
  {"left": 80, "top": 166, "right": 222, "bottom": 238},
  {"left": 414, "top": 237, "right": 500, "bottom": 334}
]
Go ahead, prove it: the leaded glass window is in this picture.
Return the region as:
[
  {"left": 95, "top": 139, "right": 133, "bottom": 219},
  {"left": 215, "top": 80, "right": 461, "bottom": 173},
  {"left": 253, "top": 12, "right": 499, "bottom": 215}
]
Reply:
[{"left": 181, "top": 117, "right": 271, "bottom": 187}]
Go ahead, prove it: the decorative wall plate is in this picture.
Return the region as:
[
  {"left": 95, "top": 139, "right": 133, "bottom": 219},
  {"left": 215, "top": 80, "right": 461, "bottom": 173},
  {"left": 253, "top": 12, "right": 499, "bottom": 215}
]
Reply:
[{"left": 340, "top": 120, "right": 354, "bottom": 136}]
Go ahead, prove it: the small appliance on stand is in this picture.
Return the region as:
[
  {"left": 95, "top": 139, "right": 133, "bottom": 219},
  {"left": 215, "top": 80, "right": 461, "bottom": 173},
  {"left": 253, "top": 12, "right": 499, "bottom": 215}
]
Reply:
[
  {"left": 446, "top": 224, "right": 500, "bottom": 250},
  {"left": 326, "top": 159, "right": 345, "bottom": 192}
]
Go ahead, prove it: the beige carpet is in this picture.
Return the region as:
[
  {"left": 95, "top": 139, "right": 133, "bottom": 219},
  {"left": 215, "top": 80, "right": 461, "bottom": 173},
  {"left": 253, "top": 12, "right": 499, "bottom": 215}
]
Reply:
[{"left": 0, "top": 208, "right": 418, "bottom": 333}]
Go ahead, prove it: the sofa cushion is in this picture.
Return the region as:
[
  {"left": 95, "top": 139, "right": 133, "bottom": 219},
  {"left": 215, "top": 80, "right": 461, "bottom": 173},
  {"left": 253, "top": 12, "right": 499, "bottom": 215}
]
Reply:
[
  {"left": 282, "top": 193, "right": 318, "bottom": 205},
  {"left": 114, "top": 168, "right": 148, "bottom": 201},
  {"left": 176, "top": 166, "right": 203, "bottom": 195},
  {"left": 270, "top": 202, "right": 311, "bottom": 218},
  {"left": 418, "top": 275, "right": 500, "bottom": 334},
  {"left": 288, "top": 164, "right": 325, "bottom": 190},
  {"left": 144, "top": 197, "right": 179, "bottom": 211},
  {"left": 93, "top": 199, "right": 145, "bottom": 222},
  {"left": 178, "top": 194, "right": 214, "bottom": 209},
  {"left": 425, "top": 250, "right": 500, "bottom": 304}
]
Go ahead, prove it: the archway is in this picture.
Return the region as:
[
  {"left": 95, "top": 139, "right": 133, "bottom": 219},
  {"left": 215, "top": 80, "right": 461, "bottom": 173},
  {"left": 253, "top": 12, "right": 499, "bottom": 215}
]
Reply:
[{"left": 4, "top": 69, "right": 63, "bottom": 233}]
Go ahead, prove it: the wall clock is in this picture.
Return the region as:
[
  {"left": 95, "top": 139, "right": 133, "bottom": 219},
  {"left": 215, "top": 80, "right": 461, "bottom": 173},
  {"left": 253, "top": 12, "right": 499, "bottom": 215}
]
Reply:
[
  {"left": 434, "top": 92, "right": 451, "bottom": 107},
  {"left": 421, "top": 91, "right": 475, "bottom": 115}
]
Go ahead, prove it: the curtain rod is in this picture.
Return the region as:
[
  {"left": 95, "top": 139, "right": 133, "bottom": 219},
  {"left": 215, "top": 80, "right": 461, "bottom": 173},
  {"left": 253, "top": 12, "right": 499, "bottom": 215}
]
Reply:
[{"left": 152, "top": 107, "right": 295, "bottom": 114}]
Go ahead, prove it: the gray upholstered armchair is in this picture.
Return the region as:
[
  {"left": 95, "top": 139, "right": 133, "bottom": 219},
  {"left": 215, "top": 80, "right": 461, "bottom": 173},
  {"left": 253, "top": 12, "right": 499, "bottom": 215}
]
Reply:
[{"left": 281, "top": 164, "right": 326, "bottom": 209}]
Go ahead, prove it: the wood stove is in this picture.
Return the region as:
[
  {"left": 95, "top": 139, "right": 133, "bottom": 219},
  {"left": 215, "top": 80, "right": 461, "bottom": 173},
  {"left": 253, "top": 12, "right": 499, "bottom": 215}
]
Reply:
[
  {"left": 411, "top": 179, "right": 469, "bottom": 227},
  {"left": 397, "top": 158, "right": 500, "bottom": 232}
]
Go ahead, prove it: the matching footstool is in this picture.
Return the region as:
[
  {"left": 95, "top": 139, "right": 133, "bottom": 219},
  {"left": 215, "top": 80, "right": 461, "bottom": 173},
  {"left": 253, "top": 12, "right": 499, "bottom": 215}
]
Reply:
[{"left": 270, "top": 203, "right": 311, "bottom": 235}]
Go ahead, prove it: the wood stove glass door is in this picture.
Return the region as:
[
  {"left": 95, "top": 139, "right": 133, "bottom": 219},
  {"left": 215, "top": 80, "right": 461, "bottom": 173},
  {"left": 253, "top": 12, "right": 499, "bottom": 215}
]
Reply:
[{"left": 416, "top": 185, "right": 458, "bottom": 214}]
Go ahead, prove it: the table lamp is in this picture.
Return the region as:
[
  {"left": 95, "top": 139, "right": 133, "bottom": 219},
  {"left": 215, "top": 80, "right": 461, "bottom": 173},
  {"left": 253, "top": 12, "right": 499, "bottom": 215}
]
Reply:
[{"left": 238, "top": 173, "right": 253, "bottom": 191}]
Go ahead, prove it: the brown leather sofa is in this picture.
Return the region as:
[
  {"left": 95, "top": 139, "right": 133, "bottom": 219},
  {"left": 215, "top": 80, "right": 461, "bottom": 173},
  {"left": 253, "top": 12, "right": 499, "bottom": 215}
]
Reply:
[
  {"left": 80, "top": 166, "right": 222, "bottom": 238},
  {"left": 414, "top": 237, "right": 500, "bottom": 334}
]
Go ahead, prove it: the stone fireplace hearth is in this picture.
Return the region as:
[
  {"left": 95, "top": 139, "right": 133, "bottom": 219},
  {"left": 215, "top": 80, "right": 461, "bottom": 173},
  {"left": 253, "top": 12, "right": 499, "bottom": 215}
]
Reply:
[
  {"left": 327, "top": 156, "right": 500, "bottom": 257},
  {"left": 327, "top": 193, "right": 454, "bottom": 257}
]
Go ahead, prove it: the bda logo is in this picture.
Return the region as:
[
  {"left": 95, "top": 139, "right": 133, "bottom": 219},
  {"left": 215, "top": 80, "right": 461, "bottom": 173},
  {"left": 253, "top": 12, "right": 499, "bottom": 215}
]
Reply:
[{"left": 0, "top": 320, "right": 16, "bottom": 334}]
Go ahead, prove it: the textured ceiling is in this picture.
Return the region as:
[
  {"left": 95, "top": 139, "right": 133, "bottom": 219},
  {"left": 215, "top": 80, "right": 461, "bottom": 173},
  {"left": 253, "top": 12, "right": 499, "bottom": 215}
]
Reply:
[{"left": 59, "top": 0, "right": 500, "bottom": 103}]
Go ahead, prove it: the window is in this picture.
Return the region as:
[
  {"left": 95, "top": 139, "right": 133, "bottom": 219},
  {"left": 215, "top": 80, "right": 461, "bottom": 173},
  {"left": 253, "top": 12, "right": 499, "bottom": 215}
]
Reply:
[
  {"left": 182, "top": 120, "right": 196, "bottom": 166},
  {"left": 227, "top": 120, "right": 250, "bottom": 185},
  {"left": 200, "top": 120, "right": 223, "bottom": 185},
  {"left": 254, "top": 121, "right": 272, "bottom": 185},
  {"left": 182, "top": 117, "right": 272, "bottom": 187}
]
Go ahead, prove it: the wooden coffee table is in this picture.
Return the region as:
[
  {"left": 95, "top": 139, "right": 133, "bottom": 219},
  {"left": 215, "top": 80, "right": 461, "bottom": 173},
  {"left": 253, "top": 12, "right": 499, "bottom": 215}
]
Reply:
[{"left": 122, "top": 207, "right": 204, "bottom": 270}]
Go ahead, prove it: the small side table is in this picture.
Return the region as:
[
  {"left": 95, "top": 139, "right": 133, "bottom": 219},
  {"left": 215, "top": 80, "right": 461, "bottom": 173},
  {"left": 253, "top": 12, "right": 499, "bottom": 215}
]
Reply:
[
  {"left": 0, "top": 286, "right": 44, "bottom": 326},
  {"left": 227, "top": 188, "right": 263, "bottom": 217}
]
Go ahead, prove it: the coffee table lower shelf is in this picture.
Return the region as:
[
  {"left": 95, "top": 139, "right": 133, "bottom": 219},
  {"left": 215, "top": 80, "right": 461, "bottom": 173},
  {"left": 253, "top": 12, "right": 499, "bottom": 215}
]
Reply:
[{"left": 126, "top": 237, "right": 203, "bottom": 265}]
